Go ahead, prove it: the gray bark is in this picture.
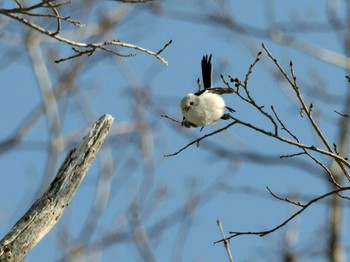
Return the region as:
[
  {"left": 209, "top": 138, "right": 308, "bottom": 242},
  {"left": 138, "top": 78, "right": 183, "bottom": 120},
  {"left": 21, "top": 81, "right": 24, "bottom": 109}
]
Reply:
[{"left": 0, "top": 114, "right": 114, "bottom": 262}]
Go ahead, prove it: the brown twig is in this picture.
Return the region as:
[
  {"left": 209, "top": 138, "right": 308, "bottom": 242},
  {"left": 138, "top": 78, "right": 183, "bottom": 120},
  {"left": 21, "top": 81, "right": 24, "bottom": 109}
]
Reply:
[
  {"left": 157, "top": 39, "right": 173, "bottom": 55},
  {"left": 164, "top": 121, "right": 237, "bottom": 157},
  {"left": 223, "top": 51, "right": 279, "bottom": 135},
  {"left": 0, "top": 4, "right": 170, "bottom": 65},
  {"left": 214, "top": 186, "right": 350, "bottom": 244},
  {"left": 262, "top": 43, "right": 350, "bottom": 181},
  {"left": 266, "top": 187, "right": 304, "bottom": 207},
  {"left": 270, "top": 106, "right": 341, "bottom": 187},
  {"left": 271, "top": 106, "right": 298, "bottom": 142},
  {"left": 334, "top": 110, "right": 350, "bottom": 118},
  {"left": 160, "top": 114, "right": 182, "bottom": 125},
  {"left": 229, "top": 114, "right": 350, "bottom": 167},
  {"left": 279, "top": 152, "right": 306, "bottom": 158}
]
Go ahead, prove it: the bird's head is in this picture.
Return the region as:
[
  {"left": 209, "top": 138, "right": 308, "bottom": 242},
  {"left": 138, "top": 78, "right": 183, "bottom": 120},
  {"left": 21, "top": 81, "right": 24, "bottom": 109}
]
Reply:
[{"left": 180, "top": 94, "right": 199, "bottom": 113}]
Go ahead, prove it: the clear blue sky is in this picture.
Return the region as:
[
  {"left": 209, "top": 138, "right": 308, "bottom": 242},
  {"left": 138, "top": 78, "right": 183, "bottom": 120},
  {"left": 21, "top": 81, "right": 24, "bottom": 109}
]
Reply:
[{"left": 0, "top": 1, "right": 349, "bottom": 261}]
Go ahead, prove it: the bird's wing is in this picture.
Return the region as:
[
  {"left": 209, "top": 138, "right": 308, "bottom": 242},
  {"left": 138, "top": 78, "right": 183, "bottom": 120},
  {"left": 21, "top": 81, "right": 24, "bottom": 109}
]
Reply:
[
  {"left": 226, "top": 106, "right": 236, "bottom": 113},
  {"left": 182, "top": 117, "right": 198, "bottom": 128},
  {"left": 205, "top": 87, "right": 234, "bottom": 95},
  {"left": 201, "top": 54, "right": 213, "bottom": 89}
]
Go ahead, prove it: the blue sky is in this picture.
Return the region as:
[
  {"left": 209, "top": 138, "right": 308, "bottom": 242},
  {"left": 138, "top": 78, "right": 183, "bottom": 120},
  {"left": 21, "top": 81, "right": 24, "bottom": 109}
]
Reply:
[{"left": 1, "top": 1, "right": 349, "bottom": 261}]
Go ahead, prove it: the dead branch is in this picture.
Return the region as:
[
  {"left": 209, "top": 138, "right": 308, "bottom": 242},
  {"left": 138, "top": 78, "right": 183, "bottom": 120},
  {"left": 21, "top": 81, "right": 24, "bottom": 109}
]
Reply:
[
  {"left": 0, "top": 114, "right": 114, "bottom": 262},
  {"left": 217, "top": 220, "right": 233, "bottom": 262}
]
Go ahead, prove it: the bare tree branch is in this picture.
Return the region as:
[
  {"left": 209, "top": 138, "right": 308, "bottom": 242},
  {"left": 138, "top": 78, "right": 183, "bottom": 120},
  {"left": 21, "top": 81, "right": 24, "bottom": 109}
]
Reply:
[
  {"left": 262, "top": 43, "right": 350, "bottom": 181},
  {"left": 217, "top": 220, "right": 233, "bottom": 262},
  {"left": 164, "top": 121, "right": 237, "bottom": 157},
  {"left": 214, "top": 186, "right": 350, "bottom": 244},
  {"left": 0, "top": 114, "right": 114, "bottom": 262},
  {"left": 0, "top": 2, "right": 170, "bottom": 65}
]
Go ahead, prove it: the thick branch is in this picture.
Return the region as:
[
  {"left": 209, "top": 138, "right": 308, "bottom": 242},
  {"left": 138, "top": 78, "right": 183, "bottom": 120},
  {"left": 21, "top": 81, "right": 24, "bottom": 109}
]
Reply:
[{"left": 0, "top": 114, "right": 114, "bottom": 262}]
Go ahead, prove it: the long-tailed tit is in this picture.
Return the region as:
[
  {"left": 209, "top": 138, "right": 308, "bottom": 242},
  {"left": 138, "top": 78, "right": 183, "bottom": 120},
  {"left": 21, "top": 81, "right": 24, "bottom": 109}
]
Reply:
[{"left": 180, "top": 54, "right": 234, "bottom": 129}]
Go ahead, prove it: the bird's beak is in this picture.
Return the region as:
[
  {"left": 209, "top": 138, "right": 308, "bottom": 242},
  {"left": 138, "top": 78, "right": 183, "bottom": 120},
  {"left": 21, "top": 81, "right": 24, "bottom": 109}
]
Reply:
[{"left": 185, "top": 107, "right": 190, "bottom": 111}]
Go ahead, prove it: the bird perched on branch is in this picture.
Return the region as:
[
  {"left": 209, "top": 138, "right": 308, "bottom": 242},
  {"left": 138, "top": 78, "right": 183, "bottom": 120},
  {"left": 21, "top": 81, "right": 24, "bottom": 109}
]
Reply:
[{"left": 180, "top": 54, "right": 235, "bottom": 129}]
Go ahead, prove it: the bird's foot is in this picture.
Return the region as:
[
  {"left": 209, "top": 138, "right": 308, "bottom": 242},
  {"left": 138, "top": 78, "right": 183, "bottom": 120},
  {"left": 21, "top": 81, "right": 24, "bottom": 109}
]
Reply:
[{"left": 221, "top": 113, "right": 233, "bottom": 120}]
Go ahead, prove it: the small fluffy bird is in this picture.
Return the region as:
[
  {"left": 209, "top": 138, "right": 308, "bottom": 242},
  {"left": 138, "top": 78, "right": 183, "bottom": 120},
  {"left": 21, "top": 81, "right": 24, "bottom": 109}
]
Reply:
[{"left": 180, "top": 54, "right": 234, "bottom": 128}]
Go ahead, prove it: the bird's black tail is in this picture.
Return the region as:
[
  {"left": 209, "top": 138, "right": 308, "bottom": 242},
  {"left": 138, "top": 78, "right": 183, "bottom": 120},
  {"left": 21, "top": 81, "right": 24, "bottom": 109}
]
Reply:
[{"left": 201, "top": 54, "right": 213, "bottom": 89}]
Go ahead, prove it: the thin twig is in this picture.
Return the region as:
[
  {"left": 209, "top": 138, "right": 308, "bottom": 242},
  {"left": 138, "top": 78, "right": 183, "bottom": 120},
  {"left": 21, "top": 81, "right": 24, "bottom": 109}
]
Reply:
[
  {"left": 270, "top": 106, "right": 341, "bottom": 186},
  {"left": 335, "top": 110, "right": 350, "bottom": 118},
  {"left": 217, "top": 220, "right": 233, "bottom": 262},
  {"left": 46, "top": 0, "right": 60, "bottom": 36},
  {"left": 223, "top": 50, "right": 279, "bottom": 135},
  {"left": 243, "top": 51, "right": 262, "bottom": 88},
  {"left": 262, "top": 43, "right": 350, "bottom": 181},
  {"left": 267, "top": 187, "right": 304, "bottom": 207},
  {"left": 164, "top": 121, "right": 237, "bottom": 157},
  {"left": 271, "top": 106, "right": 298, "bottom": 142},
  {"left": 214, "top": 186, "right": 350, "bottom": 244},
  {"left": 160, "top": 114, "right": 182, "bottom": 125},
  {"left": 304, "top": 151, "right": 342, "bottom": 187},
  {"left": 280, "top": 152, "right": 306, "bottom": 159},
  {"left": 229, "top": 115, "right": 350, "bottom": 167},
  {"left": 157, "top": 39, "right": 173, "bottom": 55},
  {"left": 0, "top": 8, "right": 169, "bottom": 65},
  {"left": 54, "top": 47, "right": 96, "bottom": 63}
]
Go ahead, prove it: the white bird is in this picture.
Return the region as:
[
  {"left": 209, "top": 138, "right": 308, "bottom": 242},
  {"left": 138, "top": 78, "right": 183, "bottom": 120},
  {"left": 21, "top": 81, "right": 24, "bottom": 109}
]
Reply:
[{"left": 180, "top": 54, "right": 234, "bottom": 129}]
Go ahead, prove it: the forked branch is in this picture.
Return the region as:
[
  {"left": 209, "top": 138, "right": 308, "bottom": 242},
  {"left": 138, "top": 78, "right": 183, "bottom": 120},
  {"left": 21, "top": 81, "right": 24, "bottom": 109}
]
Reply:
[{"left": 0, "top": 1, "right": 170, "bottom": 65}]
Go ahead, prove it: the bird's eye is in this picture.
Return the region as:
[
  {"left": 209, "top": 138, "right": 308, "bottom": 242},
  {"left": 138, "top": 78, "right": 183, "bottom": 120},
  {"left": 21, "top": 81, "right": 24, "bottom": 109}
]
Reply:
[{"left": 190, "top": 102, "right": 194, "bottom": 105}]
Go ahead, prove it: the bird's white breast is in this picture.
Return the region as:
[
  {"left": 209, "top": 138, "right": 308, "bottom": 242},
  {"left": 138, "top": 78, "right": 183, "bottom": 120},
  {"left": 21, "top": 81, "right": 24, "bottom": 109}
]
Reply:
[{"left": 181, "top": 92, "right": 226, "bottom": 126}]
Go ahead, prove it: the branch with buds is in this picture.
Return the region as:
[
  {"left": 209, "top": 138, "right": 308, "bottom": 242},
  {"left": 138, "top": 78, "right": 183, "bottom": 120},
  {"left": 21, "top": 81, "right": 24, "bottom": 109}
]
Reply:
[
  {"left": 0, "top": 0, "right": 171, "bottom": 65},
  {"left": 163, "top": 43, "right": 350, "bottom": 244}
]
